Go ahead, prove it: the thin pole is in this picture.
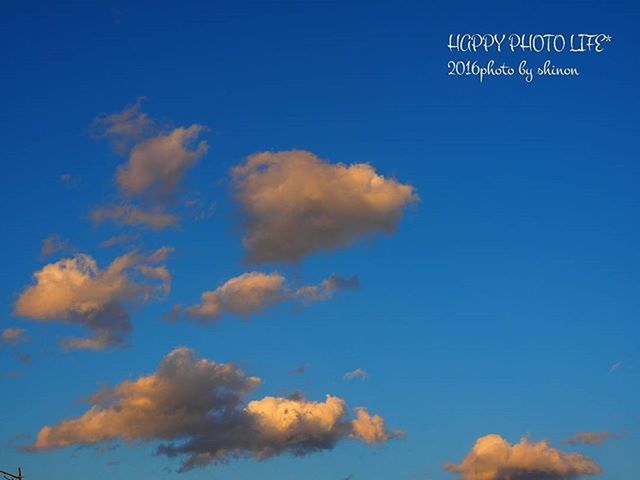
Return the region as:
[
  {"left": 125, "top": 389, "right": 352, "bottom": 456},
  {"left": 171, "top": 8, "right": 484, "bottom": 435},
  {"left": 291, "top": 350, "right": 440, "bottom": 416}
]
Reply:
[{"left": 0, "top": 467, "right": 23, "bottom": 480}]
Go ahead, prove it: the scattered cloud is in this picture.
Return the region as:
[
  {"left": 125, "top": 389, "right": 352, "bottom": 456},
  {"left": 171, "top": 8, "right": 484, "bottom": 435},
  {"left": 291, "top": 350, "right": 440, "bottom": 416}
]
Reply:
[
  {"left": 14, "top": 248, "right": 173, "bottom": 350},
  {"left": 2, "top": 328, "right": 27, "bottom": 346},
  {"left": 116, "top": 125, "right": 207, "bottom": 200},
  {"left": 294, "top": 274, "right": 358, "bottom": 303},
  {"left": 170, "top": 272, "right": 356, "bottom": 323},
  {"left": 58, "top": 173, "right": 79, "bottom": 187},
  {"left": 563, "top": 431, "right": 619, "bottom": 446},
  {"left": 27, "top": 348, "right": 400, "bottom": 471},
  {"left": 231, "top": 150, "right": 417, "bottom": 263},
  {"left": 41, "top": 235, "right": 74, "bottom": 259},
  {"left": 17, "top": 353, "right": 31, "bottom": 364},
  {"left": 100, "top": 233, "right": 139, "bottom": 249},
  {"left": 609, "top": 361, "right": 623, "bottom": 373},
  {"left": 343, "top": 368, "right": 368, "bottom": 381},
  {"left": 443, "top": 434, "right": 602, "bottom": 480},
  {"left": 91, "top": 97, "right": 154, "bottom": 154},
  {"left": 90, "top": 101, "right": 209, "bottom": 231},
  {"left": 351, "top": 407, "right": 400, "bottom": 443},
  {"left": 91, "top": 204, "right": 179, "bottom": 230},
  {"left": 184, "top": 194, "right": 215, "bottom": 221},
  {"left": 289, "top": 364, "right": 309, "bottom": 376}
]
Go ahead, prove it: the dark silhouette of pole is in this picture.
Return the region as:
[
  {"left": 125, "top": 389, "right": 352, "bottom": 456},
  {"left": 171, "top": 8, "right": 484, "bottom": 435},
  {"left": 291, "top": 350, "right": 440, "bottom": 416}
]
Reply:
[{"left": 0, "top": 467, "right": 23, "bottom": 480}]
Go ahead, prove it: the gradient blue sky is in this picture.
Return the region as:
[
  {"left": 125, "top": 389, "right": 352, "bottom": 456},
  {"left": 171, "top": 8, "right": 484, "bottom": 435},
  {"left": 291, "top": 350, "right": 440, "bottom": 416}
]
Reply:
[{"left": 1, "top": 1, "right": 639, "bottom": 479}]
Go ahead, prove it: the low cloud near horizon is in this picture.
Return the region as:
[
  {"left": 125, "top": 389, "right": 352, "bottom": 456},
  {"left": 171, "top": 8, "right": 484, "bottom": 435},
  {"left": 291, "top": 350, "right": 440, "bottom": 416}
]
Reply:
[
  {"left": 28, "top": 348, "right": 402, "bottom": 471},
  {"left": 444, "top": 434, "right": 602, "bottom": 480}
]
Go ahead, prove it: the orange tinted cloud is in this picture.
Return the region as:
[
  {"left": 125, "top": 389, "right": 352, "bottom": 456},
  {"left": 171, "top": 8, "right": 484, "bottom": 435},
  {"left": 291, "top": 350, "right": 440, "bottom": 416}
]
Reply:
[
  {"left": 2, "top": 327, "right": 27, "bottom": 345},
  {"left": 91, "top": 98, "right": 154, "bottom": 154},
  {"left": 117, "top": 125, "right": 207, "bottom": 199},
  {"left": 28, "top": 348, "right": 399, "bottom": 471},
  {"left": 172, "top": 272, "right": 357, "bottom": 322},
  {"left": 444, "top": 434, "right": 602, "bottom": 480},
  {"left": 232, "top": 150, "right": 417, "bottom": 263},
  {"left": 14, "top": 248, "right": 172, "bottom": 349},
  {"left": 91, "top": 204, "right": 179, "bottom": 230},
  {"left": 91, "top": 101, "right": 208, "bottom": 228}
]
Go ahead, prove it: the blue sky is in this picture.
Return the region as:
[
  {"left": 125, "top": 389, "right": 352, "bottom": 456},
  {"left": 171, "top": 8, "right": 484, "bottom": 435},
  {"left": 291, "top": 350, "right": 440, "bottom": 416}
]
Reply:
[{"left": 1, "top": 1, "right": 638, "bottom": 479}]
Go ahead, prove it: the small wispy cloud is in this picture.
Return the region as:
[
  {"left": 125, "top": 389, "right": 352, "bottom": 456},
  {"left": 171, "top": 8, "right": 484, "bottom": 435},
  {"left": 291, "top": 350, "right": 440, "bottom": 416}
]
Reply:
[
  {"left": 100, "top": 233, "right": 139, "bottom": 249},
  {"left": 58, "top": 173, "right": 79, "bottom": 187},
  {"left": 41, "top": 235, "right": 74, "bottom": 259},
  {"left": 2, "top": 328, "right": 27, "bottom": 346},
  {"left": 344, "top": 368, "right": 368, "bottom": 381},
  {"left": 609, "top": 361, "right": 623, "bottom": 373},
  {"left": 563, "top": 431, "right": 621, "bottom": 446},
  {"left": 289, "top": 364, "right": 308, "bottom": 376}
]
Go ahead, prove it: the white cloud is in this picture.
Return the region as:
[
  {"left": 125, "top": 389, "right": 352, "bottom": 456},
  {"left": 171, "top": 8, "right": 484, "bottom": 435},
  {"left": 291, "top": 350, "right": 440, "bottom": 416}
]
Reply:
[{"left": 343, "top": 368, "right": 368, "bottom": 381}]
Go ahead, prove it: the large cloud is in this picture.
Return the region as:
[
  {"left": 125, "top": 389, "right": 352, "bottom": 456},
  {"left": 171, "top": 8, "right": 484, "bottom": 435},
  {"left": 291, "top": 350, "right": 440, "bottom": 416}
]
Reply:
[
  {"left": 14, "top": 248, "right": 172, "bottom": 349},
  {"left": 231, "top": 150, "right": 417, "bottom": 263},
  {"left": 444, "top": 434, "right": 602, "bottom": 480},
  {"left": 171, "top": 272, "right": 357, "bottom": 322},
  {"left": 28, "top": 348, "right": 400, "bottom": 471}
]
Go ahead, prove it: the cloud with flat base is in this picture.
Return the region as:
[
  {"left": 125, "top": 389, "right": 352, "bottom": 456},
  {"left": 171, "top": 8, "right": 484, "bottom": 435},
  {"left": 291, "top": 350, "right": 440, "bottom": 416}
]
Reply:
[{"left": 27, "top": 348, "right": 402, "bottom": 471}]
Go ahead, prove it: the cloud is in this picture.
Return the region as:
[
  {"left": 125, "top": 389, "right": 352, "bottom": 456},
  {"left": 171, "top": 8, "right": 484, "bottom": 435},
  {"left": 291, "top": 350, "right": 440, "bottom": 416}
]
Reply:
[
  {"left": 443, "top": 434, "right": 602, "bottom": 480},
  {"left": 116, "top": 125, "right": 207, "bottom": 200},
  {"left": 294, "top": 274, "right": 358, "bottom": 303},
  {"left": 351, "top": 407, "right": 402, "bottom": 443},
  {"left": 562, "top": 432, "right": 618, "bottom": 446},
  {"left": 58, "top": 173, "right": 79, "bottom": 187},
  {"left": 231, "top": 150, "right": 417, "bottom": 263},
  {"left": 343, "top": 368, "right": 368, "bottom": 381},
  {"left": 2, "top": 328, "right": 27, "bottom": 346},
  {"left": 90, "top": 101, "right": 208, "bottom": 230},
  {"left": 609, "top": 361, "right": 622, "bottom": 373},
  {"left": 41, "top": 235, "right": 73, "bottom": 258},
  {"left": 92, "top": 98, "right": 154, "bottom": 154},
  {"left": 289, "top": 364, "right": 308, "bottom": 376},
  {"left": 91, "top": 204, "right": 179, "bottom": 230},
  {"left": 100, "top": 233, "right": 139, "bottom": 249},
  {"left": 171, "top": 272, "right": 356, "bottom": 322},
  {"left": 27, "top": 348, "right": 399, "bottom": 471},
  {"left": 17, "top": 353, "right": 31, "bottom": 364},
  {"left": 14, "top": 248, "right": 172, "bottom": 350}
]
